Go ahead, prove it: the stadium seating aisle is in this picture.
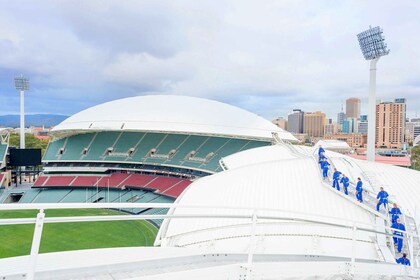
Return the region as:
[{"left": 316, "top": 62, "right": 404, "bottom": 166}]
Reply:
[
  {"left": 84, "top": 132, "right": 121, "bottom": 160},
  {"left": 163, "top": 180, "right": 192, "bottom": 197},
  {"left": 19, "top": 189, "right": 42, "bottom": 203},
  {"left": 32, "top": 175, "right": 49, "bottom": 187},
  {"left": 71, "top": 176, "right": 102, "bottom": 187},
  {"left": 60, "top": 133, "right": 96, "bottom": 160},
  {"left": 32, "top": 189, "right": 71, "bottom": 203}
]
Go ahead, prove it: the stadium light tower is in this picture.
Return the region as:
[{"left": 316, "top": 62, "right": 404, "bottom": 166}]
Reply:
[
  {"left": 357, "top": 26, "right": 390, "bottom": 162},
  {"left": 14, "top": 75, "right": 30, "bottom": 149}
]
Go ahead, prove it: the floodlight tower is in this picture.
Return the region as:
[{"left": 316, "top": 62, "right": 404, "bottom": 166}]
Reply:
[
  {"left": 357, "top": 26, "right": 389, "bottom": 162},
  {"left": 14, "top": 75, "right": 30, "bottom": 149}
]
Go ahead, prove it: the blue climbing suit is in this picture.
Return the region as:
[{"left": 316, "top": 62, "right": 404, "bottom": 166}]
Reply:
[
  {"left": 322, "top": 162, "right": 330, "bottom": 178},
  {"left": 319, "top": 155, "right": 326, "bottom": 168},
  {"left": 332, "top": 171, "right": 341, "bottom": 190},
  {"left": 389, "top": 207, "right": 402, "bottom": 224},
  {"left": 392, "top": 222, "right": 406, "bottom": 253},
  {"left": 355, "top": 180, "right": 363, "bottom": 202},
  {"left": 318, "top": 147, "right": 325, "bottom": 156},
  {"left": 340, "top": 176, "right": 349, "bottom": 195},
  {"left": 376, "top": 190, "right": 389, "bottom": 211},
  {"left": 396, "top": 257, "right": 411, "bottom": 266}
]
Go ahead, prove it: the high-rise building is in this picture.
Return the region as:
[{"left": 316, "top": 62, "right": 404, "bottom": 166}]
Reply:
[
  {"left": 272, "top": 117, "right": 288, "bottom": 130},
  {"left": 358, "top": 120, "right": 368, "bottom": 135},
  {"left": 346, "top": 98, "right": 361, "bottom": 119},
  {"left": 414, "top": 125, "right": 420, "bottom": 139},
  {"left": 360, "top": 115, "right": 368, "bottom": 122},
  {"left": 342, "top": 118, "right": 358, "bottom": 134},
  {"left": 304, "top": 111, "right": 326, "bottom": 137},
  {"left": 337, "top": 112, "right": 345, "bottom": 125},
  {"left": 324, "top": 122, "right": 338, "bottom": 135},
  {"left": 287, "top": 109, "right": 304, "bottom": 134},
  {"left": 376, "top": 99, "right": 406, "bottom": 149}
]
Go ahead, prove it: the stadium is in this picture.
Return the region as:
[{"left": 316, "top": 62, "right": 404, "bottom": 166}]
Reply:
[{"left": 1, "top": 95, "right": 420, "bottom": 279}]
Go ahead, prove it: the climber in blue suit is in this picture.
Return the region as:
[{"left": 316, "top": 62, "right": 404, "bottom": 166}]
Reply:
[
  {"left": 392, "top": 219, "right": 406, "bottom": 253},
  {"left": 389, "top": 203, "right": 402, "bottom": 224},
  {"left": 340, "top": 174, "right": 349, "bottom": 195},
  {"left": 332, "top": 168, "right": 341, "bottom": 190},
  {"left": 376, "top": 187, "right": 389, "bottom": 211},
  {"left": 355, "top": 177, "right": 363, "bottom": 202},
  {"left": 396, "top": 253, "right": 410, "bottom": 266},
  {"left": 322, "top": 160, "right": 330, "bottom": 179}
]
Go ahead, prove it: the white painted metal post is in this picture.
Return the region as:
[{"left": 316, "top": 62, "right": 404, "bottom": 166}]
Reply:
[
  {"left": 410, "top": 234, "right": 414, "bottom": 271},
  {"left": 367, "top": 58, "right": 379, "bottom": 162},
  {"left": 351, "top": 224, "right": 357, "bottom": 264},
  {"left": 246, "top": 211, "right": 257, "bottom": 280},
  {"left": 20, "top": 90, "right": 25, "bottom": 149},
  {"left": 27, "top": 209, "right": 45, "bottom": 280}
]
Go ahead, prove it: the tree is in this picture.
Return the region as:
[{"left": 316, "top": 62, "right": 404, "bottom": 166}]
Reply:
[
  {"left": 409, "top": 145, "right": 420, "bottom": 171},
  {"left": 9, "top": 133, "right": 49, "bottom": 156}
]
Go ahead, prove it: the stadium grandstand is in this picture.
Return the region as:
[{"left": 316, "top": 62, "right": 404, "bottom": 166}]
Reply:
[{"left": 0, "top": 95, "right": 296, "bottom": 225}]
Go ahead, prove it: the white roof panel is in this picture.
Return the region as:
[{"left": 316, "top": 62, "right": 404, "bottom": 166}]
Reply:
[
  {"left": 160, "top": 152, "right": 375, "bottom": 250},
  {"left": 52, "top": 95, "right": 297, "bottom": 141}
]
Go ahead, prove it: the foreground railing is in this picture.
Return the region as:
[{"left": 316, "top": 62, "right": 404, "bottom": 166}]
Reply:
[{"left": 0, "top": 203, "right": 419, "bottom": 280}]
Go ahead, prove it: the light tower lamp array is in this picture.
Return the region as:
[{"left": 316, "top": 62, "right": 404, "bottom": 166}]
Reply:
[
  {"left": 357, "top": 26, "right": 390, "bottom": 162},
  {"left": 14, "top": 75, "right": 30, "bottom": 149}
]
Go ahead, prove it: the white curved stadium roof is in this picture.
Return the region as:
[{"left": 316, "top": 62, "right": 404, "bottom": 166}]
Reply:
[
  {"left": 52, "top": 95, "right": 296, "bottom": 141},
  {"left": 158, "top": 145, "right": 378, "bottom": 259}
]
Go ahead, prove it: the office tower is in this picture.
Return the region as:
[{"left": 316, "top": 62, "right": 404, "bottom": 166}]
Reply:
[
  {"left": 304, "top": 111, "right": 326, "bottom": 137},
  {"left": 376, "top": 99, "right": 406, "bottom": 149},
  {"left": 346, "top": 97, "right": 361, "bottom": 119},
  {"left": 272, "top": 117, "right": 288, "bottom": 130},
  {"left": 287, "top": 109, "right": 304, "bottom": 134}
]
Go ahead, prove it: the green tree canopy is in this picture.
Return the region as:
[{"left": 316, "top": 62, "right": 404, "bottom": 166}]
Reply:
[{"left": 9, "top": 133, "right": 49, "bottom": 156}]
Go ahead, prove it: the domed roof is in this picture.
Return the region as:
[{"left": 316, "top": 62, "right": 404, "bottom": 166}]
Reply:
[{"left": 52, "top": 95, "right": 296, "bottom": 141}]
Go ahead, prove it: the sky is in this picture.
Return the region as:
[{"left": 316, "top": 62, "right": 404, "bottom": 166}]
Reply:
[{"left": 0, "top": 0, "right": 419, "bottom": 121}]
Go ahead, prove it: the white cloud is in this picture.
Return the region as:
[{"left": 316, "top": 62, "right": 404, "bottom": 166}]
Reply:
[{"left": 0, "top": 0, "right": 419, "bottom": 119}]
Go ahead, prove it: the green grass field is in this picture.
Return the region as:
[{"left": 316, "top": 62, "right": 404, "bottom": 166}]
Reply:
[{"left": 0, "top": 209, "right": 158, "bottom": 259}]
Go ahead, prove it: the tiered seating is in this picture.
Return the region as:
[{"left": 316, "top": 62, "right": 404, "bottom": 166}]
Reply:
[
  {"left": 60, "top": 189, "right": 90, "bottom": 203},
  {"left": 61, "top": 133, "right": 96, "bottom": 160},
  {"left": 147, "top": 177, "right": 186, "bottom": 193},
  {"left": 83, "top": 132, "right": 120, "bottom": 160},
  {"left": 33, "top": 189, "right": 71, "bottom": 203},
  {"left": 122, "top": 174, "right": 156, "bottom": 187},
  {"left": 32, "top": 173, "right": 191, "bottom": 198},
  {"left": 162, "top": 180, "right": 192, "bottom": 197},
  {"left": 104, "top": 132, "right": 142, "bottom": 161},
  {"left": 97, "top": 173, "right": 129, "bottom": 187},
  {"left": 43, "top": 131, "right": 272, "bottom": 172},
  {"left": 71, "top": 176, "right": 102, "bottom": 187},
  {"left": 33, "top": 176, "right": 49, "bottom": 187},
  {"left": 43, "top": 138, "right": 66, "bottom": 160},
  {"left": 19, "top": 189, "right": 42, "bottom": 203},
  {"left": 131, "top": 133, "right": 167, "bottom": 161},
  {"left": 43, "top": 176, "right": 76, "bottom": 186},
  {"left": 168, "top": 135, "right": 207, "bottom": 163}
]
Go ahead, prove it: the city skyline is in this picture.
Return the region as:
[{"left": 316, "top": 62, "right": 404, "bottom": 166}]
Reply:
[{"left": 1, "top": 1, "right": 420, "bottom": 121}]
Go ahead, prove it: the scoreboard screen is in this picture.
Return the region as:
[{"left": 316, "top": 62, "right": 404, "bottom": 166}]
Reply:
[{"left": 9, "top": 148, "right": 42, "bottom": 166}]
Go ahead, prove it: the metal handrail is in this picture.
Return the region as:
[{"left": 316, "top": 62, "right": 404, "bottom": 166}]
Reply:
[{"left": 1, "top": 202, "right": 419, "bottom": 280}]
